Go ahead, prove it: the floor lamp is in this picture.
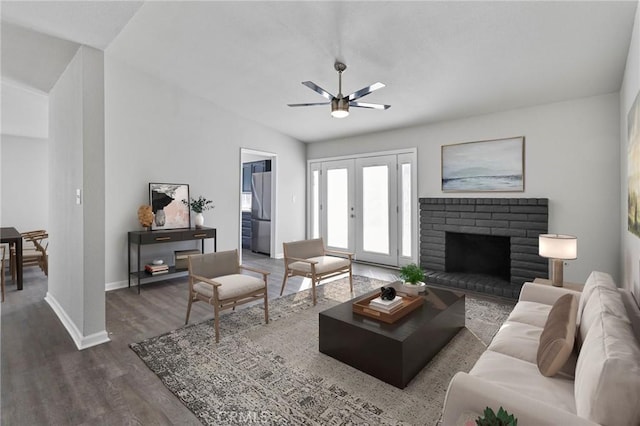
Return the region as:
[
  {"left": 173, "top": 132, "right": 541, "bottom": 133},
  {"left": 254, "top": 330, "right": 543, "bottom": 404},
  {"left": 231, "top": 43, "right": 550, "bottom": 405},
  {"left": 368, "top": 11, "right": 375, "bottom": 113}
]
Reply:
[{"left": 538, "top": 234, "right": 577, "bottom": 287}]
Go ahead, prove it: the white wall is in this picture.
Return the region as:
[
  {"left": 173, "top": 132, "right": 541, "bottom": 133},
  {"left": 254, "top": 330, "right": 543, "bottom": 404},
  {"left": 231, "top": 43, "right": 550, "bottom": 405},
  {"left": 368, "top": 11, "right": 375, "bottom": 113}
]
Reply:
[
  {"left": 621, "top": 2, "right": 640, "bottom": 299},
  {"left": 47, "top": 46, "right": 107, "bottom": 350},
  {"left": 308, "top": 93, "right": 621, "bottom": 284},
  {"left": 104, "top": 57, "right": 306, "bottom": 287},
  {"left": 1, "top": 81, "right": 48, "bottom": 138},
  {"left": 0, "top": 82, "right": 49, "bottom": 231},
  {"left": 0, "top": 135, "right": 48, "bottom": 231}
]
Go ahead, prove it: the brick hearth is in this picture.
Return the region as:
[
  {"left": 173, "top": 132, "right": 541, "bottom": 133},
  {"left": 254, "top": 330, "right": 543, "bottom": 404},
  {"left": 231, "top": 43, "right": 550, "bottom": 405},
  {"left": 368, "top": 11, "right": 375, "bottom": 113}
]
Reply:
[{"left": 419, "top": 198, "right": 549, "bottom": 298}]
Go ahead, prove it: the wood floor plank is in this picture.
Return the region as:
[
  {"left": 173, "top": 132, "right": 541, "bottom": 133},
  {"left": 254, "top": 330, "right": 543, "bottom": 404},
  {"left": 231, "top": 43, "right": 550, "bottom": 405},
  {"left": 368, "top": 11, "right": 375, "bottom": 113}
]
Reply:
[{"left": 1, "top": 252, "right": 399, "bottom": 424}]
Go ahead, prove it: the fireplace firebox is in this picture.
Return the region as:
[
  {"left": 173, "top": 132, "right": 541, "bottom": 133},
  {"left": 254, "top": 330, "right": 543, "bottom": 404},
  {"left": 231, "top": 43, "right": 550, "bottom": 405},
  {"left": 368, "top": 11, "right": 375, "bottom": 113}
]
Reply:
[{"left": 445, "top": 232, "right": 510, "bottom": 281}]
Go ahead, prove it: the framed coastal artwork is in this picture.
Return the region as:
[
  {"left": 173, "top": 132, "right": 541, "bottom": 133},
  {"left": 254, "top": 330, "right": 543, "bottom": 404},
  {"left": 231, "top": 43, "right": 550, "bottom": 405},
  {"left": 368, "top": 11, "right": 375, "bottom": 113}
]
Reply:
[
  {"left": 149, "top": 183, "right": 191, "bottom": 230},
  {"left": 441, "top": 136, "right": 525, "bottom": 192},
  {"left": 628, "top": 91, "right": 640, "bottom": 238}
]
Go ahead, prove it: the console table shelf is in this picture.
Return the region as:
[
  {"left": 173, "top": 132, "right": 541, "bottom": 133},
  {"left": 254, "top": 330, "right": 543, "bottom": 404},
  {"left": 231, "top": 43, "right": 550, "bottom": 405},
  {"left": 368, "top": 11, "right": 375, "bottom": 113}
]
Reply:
[{"left": 128, "top": 227, "right": 217, "bottom": 293}]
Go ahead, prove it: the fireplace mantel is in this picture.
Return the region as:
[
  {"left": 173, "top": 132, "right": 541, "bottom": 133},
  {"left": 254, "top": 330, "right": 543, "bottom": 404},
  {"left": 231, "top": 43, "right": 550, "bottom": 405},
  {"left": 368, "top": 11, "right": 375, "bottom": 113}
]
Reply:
[{"left": 419, "top": 198, "right": 548, "bottom": 298}]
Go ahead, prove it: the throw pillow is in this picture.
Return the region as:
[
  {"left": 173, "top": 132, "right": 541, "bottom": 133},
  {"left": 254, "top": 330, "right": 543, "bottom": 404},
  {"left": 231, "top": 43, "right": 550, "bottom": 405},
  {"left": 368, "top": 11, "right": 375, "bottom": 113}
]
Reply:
[{"left": 537, "top": 293, "right": 578, "bottom": 377}]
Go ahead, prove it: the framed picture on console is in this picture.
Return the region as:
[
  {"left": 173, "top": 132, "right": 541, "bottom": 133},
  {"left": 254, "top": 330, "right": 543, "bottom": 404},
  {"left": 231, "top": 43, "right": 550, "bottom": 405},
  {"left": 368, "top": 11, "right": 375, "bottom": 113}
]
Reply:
[
  {"left": 149, "top": 183, "right": 191, "bottom": 230},
  {"left": 441, "top": 136, "right": 525, "bottom": 192}
]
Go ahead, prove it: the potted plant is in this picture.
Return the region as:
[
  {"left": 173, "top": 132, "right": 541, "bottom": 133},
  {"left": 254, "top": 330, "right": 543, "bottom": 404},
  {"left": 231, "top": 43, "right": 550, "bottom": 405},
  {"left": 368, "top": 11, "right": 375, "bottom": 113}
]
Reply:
[
  {"left": 469, "top": 407, "right": 517, "bottom": 426},
  {"left": 399, "top": 263, "right": 426, "bottom": 295},
  {"left": 182, "top": 195, "right": 214, "bottom": 227}
]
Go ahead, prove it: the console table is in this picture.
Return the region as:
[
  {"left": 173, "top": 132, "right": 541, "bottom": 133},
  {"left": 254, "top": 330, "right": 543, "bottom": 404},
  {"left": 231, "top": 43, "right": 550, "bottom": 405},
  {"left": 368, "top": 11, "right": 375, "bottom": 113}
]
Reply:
[{"left": 128, "top": 227, "right": 216, "bottom": 293}]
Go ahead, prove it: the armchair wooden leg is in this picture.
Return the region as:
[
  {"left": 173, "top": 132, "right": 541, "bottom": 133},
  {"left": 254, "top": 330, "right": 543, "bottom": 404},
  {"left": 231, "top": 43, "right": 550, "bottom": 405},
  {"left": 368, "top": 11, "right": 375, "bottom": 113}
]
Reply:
[
  {"left": 185, "top": 296, "right": 193, "bottom": 325},
  {"left": 349, "top": 265, "right": 353, "bottom": 293},
  {"left": 214, "top": 303, "right": 220, "bottom": 343},
  {"left": 311, "top": 272, "right": 317, "bottom": 306},
  {"left": 263, "top": 290, "right": 269, "bottom": 324},
  {"left": 280, "top": 272, "right": 288, "bottom": 296}
]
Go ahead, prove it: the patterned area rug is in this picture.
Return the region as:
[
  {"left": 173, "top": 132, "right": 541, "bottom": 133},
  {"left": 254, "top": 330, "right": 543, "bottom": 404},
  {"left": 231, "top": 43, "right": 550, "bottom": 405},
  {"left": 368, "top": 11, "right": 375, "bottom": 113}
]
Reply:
[{"left": 130, "top": 276, "right": 514, "bottom": 425}]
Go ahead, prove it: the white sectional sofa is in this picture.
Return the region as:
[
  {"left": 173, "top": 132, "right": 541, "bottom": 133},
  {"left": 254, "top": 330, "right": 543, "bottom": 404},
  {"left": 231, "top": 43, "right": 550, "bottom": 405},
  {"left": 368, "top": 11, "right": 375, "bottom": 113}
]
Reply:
[{"left": 442, "top": 271, "right": 640, "bottom": 426}]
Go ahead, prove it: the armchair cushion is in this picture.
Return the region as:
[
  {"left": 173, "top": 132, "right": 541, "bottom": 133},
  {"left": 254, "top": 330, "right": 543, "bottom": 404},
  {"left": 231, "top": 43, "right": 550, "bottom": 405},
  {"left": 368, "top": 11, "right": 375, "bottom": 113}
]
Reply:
[
  {"left": 288, "top": 256, "right": 350, "bottom": 275},
  {"left": 284, "top": 238, "right": 325, "bottom": 260},
  {"left": 189, "top": 250, "right": 239, "bottom": 279},
  {"left": 194, "top": 274, "right": 265, "bottom": 301}
]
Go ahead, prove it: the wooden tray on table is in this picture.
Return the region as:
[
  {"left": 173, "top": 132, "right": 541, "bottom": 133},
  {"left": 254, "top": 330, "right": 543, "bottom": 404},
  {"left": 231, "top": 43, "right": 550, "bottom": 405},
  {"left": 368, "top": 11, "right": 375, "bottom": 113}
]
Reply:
[{"left": 352, "top": 292, "right": 424, "bottom": 324}]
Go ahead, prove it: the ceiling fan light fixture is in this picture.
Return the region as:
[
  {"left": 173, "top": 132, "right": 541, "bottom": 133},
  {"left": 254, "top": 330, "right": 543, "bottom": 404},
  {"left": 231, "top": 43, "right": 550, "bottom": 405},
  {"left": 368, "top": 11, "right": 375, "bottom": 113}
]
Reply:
[{"left": 331, "top": 97, "right": 349, "bottom": 118}]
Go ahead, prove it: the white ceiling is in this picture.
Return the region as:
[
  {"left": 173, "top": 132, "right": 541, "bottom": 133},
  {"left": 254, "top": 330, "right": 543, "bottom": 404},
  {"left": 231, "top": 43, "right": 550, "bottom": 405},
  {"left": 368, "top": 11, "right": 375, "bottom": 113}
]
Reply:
[{"left": 1, "top": 1, "right": 637, "bottom": 143}]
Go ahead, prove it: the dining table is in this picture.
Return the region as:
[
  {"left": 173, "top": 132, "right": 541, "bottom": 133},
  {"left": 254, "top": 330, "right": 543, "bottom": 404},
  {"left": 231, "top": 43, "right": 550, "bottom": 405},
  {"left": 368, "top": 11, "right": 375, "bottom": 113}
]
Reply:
[{"left": 1, "top": 227, "right": 23, "bottom": 290}]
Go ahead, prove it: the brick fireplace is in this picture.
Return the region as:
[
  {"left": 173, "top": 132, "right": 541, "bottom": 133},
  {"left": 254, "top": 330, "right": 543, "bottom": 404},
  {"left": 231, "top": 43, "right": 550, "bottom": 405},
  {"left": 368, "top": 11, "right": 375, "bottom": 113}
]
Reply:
[{"left": 420, "top": 198, "right": 549, "bottom": 298}]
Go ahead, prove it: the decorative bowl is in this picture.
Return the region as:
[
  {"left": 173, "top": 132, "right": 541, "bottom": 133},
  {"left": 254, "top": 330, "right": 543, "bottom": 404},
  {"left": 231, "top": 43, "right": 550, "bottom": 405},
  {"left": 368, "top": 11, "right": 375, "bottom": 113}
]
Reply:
[{"left": 152, "top": 259, "right": 164, "bottom": 265}]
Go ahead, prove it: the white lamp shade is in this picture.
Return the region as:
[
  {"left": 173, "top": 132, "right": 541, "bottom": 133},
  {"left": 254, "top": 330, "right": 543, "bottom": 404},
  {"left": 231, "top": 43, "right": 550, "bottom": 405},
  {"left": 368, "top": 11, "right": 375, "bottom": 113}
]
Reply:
[{"left": 539, "top": 234, "right": 577, "bottom": 260}]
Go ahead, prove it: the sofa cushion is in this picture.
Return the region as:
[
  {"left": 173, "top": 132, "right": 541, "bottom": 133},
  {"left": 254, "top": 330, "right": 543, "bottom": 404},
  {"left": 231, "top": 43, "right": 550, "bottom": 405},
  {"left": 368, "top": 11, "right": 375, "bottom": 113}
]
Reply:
[
  {"left": 579, "top": 286, "right": 630, "bottom": 345},
  {"left": 577, "top": 271, "right": 616, "bottom": 325},
  {"left": 537, "top": 294, "right": 578, "bottom": 377},
  {"left": 575, "top": 312, "right": 640, "bottom": 426},
  {"left": 470, "top": 350, "right": 576, "bottom": 413},
  {"left": 488, "top": 321, "right": 542, "bottom": 364},
  {"left": 507, "top": 300, "right": 552, "bottom": 328}
]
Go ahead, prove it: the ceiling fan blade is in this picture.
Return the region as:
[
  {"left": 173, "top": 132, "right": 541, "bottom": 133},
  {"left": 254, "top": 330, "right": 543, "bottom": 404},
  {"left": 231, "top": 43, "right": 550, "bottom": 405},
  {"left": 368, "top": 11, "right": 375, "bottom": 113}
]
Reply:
[
  {"left": 349, "top": 101, "right": 391, "bottom": 110},
  {"left": 301, "top": 81, "right": 335, "bottom": 100},
  {"left": 347, "top": 82, "right": 386, "bottom": 101},
  {"left": 287, "top": 102, "right": 331, "bottom": 107}
]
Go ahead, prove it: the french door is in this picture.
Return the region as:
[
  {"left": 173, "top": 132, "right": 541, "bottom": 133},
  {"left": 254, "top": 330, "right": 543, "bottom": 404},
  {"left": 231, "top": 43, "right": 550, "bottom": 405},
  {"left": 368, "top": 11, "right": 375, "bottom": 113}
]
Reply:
[{"left": 309, "top": 151, "right": 416, "bottom": 267}]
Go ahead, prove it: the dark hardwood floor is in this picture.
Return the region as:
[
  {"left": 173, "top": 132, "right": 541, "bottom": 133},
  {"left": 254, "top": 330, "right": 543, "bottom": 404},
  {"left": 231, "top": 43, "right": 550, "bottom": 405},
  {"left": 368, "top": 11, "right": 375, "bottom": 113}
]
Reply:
[{"left": 1, "top": 251, "right": 399, "bottom": 425}]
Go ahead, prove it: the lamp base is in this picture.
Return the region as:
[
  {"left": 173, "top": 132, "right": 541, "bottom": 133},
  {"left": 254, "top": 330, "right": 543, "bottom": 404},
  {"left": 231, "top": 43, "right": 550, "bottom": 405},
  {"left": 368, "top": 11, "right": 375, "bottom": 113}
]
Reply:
[{"left": 551, "top": 258, "right": 564, "bottom": 287}]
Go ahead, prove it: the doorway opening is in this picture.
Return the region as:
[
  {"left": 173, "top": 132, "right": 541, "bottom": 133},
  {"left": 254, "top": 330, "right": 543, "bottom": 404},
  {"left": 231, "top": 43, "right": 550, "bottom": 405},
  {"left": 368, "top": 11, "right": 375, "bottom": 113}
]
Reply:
[{"left": 240, "top": 149, "right": 277, "bottom": 261}]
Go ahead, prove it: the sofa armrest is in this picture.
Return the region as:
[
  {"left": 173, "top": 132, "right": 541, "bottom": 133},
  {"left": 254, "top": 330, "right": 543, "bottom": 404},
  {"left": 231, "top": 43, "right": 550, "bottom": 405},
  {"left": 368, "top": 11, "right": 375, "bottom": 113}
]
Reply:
[
  {"left": 519, "top": 282, "right": 582, "bottom": 306},
  {"left": 442, "top": 372, "right": 598, "bottom": 426}
]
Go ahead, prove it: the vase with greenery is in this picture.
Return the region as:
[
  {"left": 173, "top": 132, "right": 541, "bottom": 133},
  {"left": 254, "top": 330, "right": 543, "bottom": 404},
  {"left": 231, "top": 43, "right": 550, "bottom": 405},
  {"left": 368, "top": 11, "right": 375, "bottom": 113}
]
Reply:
[
  {"left": 399, "top": 263, "right": 426, "bottom": 295},
  {"left": 182, "top": 196, "right": 214, "bottom": 227}
]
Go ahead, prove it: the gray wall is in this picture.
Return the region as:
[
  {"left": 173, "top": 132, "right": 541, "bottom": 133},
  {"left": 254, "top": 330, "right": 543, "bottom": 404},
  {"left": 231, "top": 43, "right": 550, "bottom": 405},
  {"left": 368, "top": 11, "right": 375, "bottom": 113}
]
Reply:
[
  {"left": 47, "top": 46, "right": 107, "bottom": 349},
  {"left": 308, "top": 93, "right": 621, "bottom": 284},
  {"left": 104, "top": 56, "right": 307, "bottom": 288}
]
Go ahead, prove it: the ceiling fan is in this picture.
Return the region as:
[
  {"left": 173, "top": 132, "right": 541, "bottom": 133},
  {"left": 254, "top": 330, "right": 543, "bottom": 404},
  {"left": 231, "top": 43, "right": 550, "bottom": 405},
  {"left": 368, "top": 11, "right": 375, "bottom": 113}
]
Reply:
[{"left": 288, "top": 62, "right": 390, "bottom": 118}]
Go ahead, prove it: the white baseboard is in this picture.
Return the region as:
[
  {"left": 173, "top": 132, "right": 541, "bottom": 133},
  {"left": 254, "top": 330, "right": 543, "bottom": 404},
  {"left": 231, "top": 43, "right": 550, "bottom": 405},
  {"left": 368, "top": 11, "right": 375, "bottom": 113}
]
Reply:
[
  {"left": 105, "top": 280, "right": 129, "bottom": 291},
  {"left": 45, "top": 292, "right": 111, "bottom": 350}
]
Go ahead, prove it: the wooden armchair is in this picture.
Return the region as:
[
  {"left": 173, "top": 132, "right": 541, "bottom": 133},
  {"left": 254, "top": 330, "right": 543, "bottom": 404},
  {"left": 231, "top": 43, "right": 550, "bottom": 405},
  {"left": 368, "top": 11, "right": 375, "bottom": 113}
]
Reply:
[
  {"left": 185, "top": 249, "right": 269, "bottom": 343},
  {"left": 280, "top": 238, "right": 353, "bottom": 305}
]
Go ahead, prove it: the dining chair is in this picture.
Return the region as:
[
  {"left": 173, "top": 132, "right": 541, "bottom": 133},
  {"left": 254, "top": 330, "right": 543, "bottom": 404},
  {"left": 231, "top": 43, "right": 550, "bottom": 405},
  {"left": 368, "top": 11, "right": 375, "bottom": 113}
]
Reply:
[
  {"left": 186, "top": 249, "right": 269, "bottom": 343},
  {"left": 11, "top": 230, "right": 48, "bottom": 280},
  {"left": 1, "top": 245, "right": 6, "bottom": 302}
]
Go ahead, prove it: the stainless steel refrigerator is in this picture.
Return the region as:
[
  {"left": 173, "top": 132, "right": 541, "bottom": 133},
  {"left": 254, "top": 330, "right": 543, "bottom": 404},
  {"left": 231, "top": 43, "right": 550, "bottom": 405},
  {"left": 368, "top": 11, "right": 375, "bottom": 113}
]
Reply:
[{"left": 251, "top": 171, "right": 271, "bottom": 255}]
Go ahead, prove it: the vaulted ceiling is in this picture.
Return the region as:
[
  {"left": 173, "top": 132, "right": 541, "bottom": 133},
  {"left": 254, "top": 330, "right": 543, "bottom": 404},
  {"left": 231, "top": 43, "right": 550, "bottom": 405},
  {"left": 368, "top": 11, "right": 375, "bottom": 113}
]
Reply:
[{"left": 2, "top": 1, "right": 637, "bottom": 142}]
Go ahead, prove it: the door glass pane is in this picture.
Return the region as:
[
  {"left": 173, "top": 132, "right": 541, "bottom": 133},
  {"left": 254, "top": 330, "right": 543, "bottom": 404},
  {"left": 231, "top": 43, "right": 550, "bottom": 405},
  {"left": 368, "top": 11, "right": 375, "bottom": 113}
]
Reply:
[
  {"left": 311, "top": 170, "right": 320, "bottom": 238},
  {"left": 362, "top": 165, "right": 389, "bottom": 254},
  {"left": 327, "top": 168, "right": 348, "bottom": 248},
  {"left": 401, "top": 163, "right": 412, "bottom": 257}
]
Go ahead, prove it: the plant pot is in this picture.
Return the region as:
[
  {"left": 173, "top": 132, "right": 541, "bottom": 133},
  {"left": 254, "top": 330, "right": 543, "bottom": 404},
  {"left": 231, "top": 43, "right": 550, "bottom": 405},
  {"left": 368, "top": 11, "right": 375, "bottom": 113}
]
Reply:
[
  {"left": 402, "top": 281, "right": 426, "bottom": 296},
  {"left": 194, "top": 212, "right": 204, "bottom": 228}
]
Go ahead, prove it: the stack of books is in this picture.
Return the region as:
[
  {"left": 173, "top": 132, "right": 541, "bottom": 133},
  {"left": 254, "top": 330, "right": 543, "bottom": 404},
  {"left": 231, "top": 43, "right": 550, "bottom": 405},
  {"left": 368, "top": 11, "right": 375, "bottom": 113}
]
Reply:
[
  {"left": 368, "top": 296, "right": 403, "bottom": 314},
  {"left": 145, "top": 264, "right": 169, "bottom": 275}
]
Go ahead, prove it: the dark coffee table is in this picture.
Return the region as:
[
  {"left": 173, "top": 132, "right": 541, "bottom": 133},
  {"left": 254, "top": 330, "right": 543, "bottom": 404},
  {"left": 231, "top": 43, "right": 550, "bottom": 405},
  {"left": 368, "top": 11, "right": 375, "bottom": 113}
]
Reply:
[{"left": 319, "top": 286, "right": 465, "bottom": 388}]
